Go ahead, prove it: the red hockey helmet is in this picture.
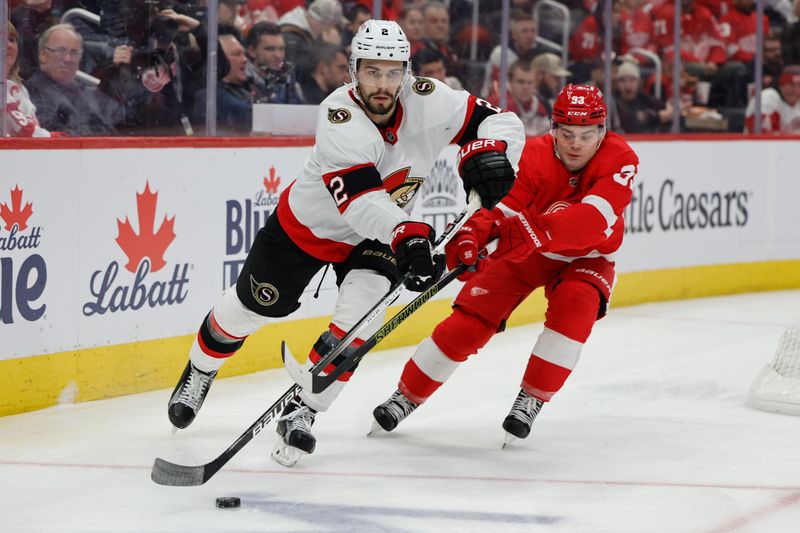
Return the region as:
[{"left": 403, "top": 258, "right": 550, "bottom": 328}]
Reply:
[{"left": 552, "top": 84, "right": 607, "bottom": 126}]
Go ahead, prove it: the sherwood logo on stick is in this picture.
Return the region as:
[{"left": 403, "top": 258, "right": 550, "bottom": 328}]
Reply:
[
  {"left": 83, "top": 182, "right": 190, "bottom": 316},
  {"left": 0, "top": 185, "right": 47, "bottom": 324}
]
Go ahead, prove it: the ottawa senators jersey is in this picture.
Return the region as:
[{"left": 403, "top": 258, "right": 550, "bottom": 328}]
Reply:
[
  {"left": 497, "top": 131, "right": 639, "bottom": 262},
  {"left": 276, "top": 77, "right": 526, "bottom": 262}
]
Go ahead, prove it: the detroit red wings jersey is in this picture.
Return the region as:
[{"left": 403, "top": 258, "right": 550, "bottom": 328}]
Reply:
[
  {"left": 277, "top": 77, "right": 526, "bottom": 262},
  {"left": 651, "top": 3, "right": 726, "bottom": 64},
  {"left": 745, "top": 87, "right": 800, "bottom": 134},
  {"left": 5, "top": 80, "right": 50, "bottom": 138},
  {"left": 497, "top": 132, "right": 638, "bottom": 262},
  {"left": 718, "top": 9, "right": 770, "bottom": 63}
]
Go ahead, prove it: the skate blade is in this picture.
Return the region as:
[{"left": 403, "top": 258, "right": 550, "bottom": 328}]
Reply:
[
  {"left": 501, "top": 432, "right": 517, "bottom": 450},
  {"left": 367, "top": 420, "right": 385, "bottom": 437},
  {"left": 270, "top": 440, "right": 306, "bottom": 468}
]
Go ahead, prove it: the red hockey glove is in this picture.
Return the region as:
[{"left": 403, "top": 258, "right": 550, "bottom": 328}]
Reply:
[
  {"left": 457, "top": 139, "right": 515, "bottom": 210},
  {"left": 391, "top": 221, "right": 445, "bottom": 292},
  {"left": 493, "top": 210, "right": 552, "bottom": 262},
  {"left": 445, "top": 208, "right": 503, "bottom": 280}
]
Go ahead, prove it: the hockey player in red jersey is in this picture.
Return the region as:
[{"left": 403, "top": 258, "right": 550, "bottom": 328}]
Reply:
[
  {"left": 166, "top": 20, "right": 525, "bottom": 466},
  {"left": 372, "top": 84, "right": 640, "bottom": 447}
]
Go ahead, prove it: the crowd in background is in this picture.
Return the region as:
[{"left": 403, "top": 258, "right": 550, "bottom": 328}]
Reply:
[{"left": 3, "top": 0, "right": 800, "bottom": 137}]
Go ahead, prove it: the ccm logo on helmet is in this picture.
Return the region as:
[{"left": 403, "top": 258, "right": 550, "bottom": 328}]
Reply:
[{"left": 567, "top": 111, "right": 589, "bottom": 116}]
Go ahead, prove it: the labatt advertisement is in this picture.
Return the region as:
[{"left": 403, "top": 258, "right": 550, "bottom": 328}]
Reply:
[
  {"left": 0, "top": 185, "right": 47, "bottom": 325},
  {"left": 1, "top": 139, "right": 799, "bottom": 362}
]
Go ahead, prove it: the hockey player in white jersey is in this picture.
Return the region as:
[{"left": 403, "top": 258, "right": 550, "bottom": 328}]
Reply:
[{"left": 166, "top": 19, "right": 525, "bottom": 466}]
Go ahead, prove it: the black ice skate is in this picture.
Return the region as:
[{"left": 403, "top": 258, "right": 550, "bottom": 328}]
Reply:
[
  {"left": 502, "top": 389, "right": 544, "bottom": 448},
  {"left": 370, "top": 390, "right": 419, "bottom": 435},
  {"left": 271, "top": 396, "right": 317, "bottom": 467},
  {"left": 167, "top": 361, "right": 218, "bottom": 429}
]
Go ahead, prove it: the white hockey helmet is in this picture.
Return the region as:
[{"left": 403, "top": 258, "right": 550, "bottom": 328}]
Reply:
[{"left": 349, "top": 20, "right": 411, "bottom": 91}]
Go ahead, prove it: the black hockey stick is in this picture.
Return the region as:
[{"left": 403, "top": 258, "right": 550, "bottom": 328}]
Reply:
[
  {"left": 151, "top": 384, "right": 299, "bottom": 486},
  {"left": 283, "top": 262, "right": 469, "bottom": 393},
  {"left": 300, "top": 190, "right": 482, "bottom": 378},
  {"left": 152, "top": 262, "right": 479, "bottom": 485},
  {"left": 151, "top": 192, "right": 482, "bottom": 487}
]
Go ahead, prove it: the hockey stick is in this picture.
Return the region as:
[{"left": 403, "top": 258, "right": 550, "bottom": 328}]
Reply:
[
  {"left": 283, "top": 261, "right": 469, "bottom": 393},
  {"left": 293, "top": 189, "right": 482, "bottom": 379},
  {"left": 152, "top": 384, "right": 300, "bottom": 486},
  {"left": 151, "top": 262, "right": 483, "bottom": 486},
  {"left": 151, "top": 192, "right": 482, "bottom": 487}
]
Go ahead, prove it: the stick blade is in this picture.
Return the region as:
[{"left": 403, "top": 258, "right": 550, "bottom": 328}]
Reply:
[
  {"left": 151, "top": 457, "right": 207, "bottom": 486},
  {"left": 281, "top": 341, "right": 312, "bottom": 390}
]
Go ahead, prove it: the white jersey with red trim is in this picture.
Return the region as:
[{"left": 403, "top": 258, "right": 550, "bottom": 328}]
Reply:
[
  {"left": 276, "top": 76, "right": 525, "bottom": 262},
  {"left": 745, "top": 87, "right": 800, "bottom": 134}
]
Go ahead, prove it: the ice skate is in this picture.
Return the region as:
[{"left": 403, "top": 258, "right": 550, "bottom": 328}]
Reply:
[
  {"left": 370, "top": 390, "right": 419, "bottom": 435},
  {"left": 501, "top": 389, "right": 543, "bottom": 449},
  {"left": 167, "top": 361, "right": 218, "bottom": 429},
  {"left": 271, "top": 396, "right": 317, "bottom": 467}
]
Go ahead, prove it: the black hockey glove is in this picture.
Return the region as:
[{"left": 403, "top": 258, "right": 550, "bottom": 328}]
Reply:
[
  {"left": 457, "top": 139, "right": 516, "bottom": 210},
  {"left": 390, "top": 221, "right": 445, "bottom": 292}
]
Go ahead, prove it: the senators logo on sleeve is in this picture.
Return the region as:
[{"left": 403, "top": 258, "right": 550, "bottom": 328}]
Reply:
[
  {"left": 327, "top": 108, "right": 351, "bottom": 124},
  {"left": 412, "top": 78, "right": 435, "bottom": 96}
]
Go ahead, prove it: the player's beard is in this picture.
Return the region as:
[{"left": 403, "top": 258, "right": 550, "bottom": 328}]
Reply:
[{"left": 361, "top": 87, "right": 398, "bottom": 117}]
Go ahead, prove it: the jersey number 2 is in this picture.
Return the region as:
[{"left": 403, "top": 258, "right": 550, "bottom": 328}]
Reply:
[{"left": 328, "top": 176, "right": 349, "bottom": 206}]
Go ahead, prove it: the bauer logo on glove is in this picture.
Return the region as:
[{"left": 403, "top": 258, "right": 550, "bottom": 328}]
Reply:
[{"left": 457, "top": 139, "right": 515, "bottom": 210}]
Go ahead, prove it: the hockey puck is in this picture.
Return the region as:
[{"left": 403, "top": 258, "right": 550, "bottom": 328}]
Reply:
[{"left": 215, "top": 497, "right": 241, "bottom": 509}]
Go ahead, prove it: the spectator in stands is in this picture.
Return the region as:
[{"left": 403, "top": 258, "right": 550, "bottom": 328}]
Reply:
[
  {"left": 399, "top": 5, "right": 424, "bottom": 50},
  {"left": 278, "top": 0, "right": 344, "bottom": 84},
  {"left": 342, "top": 4, "right": 372, "bottom": 46},
  {"left": 352, "top": 0, "right": 401, "bottom": 21},
  {"left": 720, "top": 0, "right": 771, "bottom": 65},
  {"left": 218, "top": 0, "right": 248, "bottom": 42},
  {"left": 711, "top": 0, "right": 772, "bottom": 107},
  {"left": 10, "top": 0, "right": 62, "bottom": 80},
  {"left": 4, "top": 21, "right": 50, "bottom": 137},
  {"left": 618, "top": 0, "right": 655, "bottom": 55},
  {"left": 781, "top": 0, "right": 800, "bottom": 65},
  {"left": 644, "top": 49, "right": 699, "bottom": 106},
  {"left": 218, "top": 33, "right": 253, "bottom": 134},
  {"left": 762, "top": 35, "right": 785, "bottom": 89},
  {"left": 300, "top": 42, "right": 349, "bottom": 105},
  {"left": 246, "top": 21, "right": 303, "bottom": 104},
  {"left": 488, "top": 59, "right": 549, "bottom": 136},
  {"left": 415, "top": 1, "right": 458, "bottom": 74},
  {"left": 483, "top": 10, "right": 558, "bottom": 97},
  {"left": 531, "top": 53, "right": 571, "bottom": 112},
  {"left": 651, "top": 0, "right": 726, "bottom": 80},
  {"left": 745, "top": 65, "right": 800, "bottom": 133},
  {"left": 192, "top": 33, "right": 253, "bottom": 135},
  {"left": 613, "top": 60, "right": 677, "bottom": 133},
  {"left": 412, "top": 47, "right": 463, "bottom": 90},
  {"left": 26, "top": 24, "right": 122, "bottom": 136},
  {"left": 94, "top": 7, "right": 202, "bottom": 136}
]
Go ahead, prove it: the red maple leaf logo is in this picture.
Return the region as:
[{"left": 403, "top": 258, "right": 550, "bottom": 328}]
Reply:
[
  {"left": 263, "top": 166, "right": 281, "bottom": 194},
  {"left": 115, "top": 182, "right": 176, "bottom": 273},
  {"left": 0, "top": 185, "right": 34, "bottom": 231}
]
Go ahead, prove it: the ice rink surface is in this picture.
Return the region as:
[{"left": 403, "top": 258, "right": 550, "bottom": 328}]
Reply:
[{"left": 2, "top": 289, "right": 800, "bottom": 533}]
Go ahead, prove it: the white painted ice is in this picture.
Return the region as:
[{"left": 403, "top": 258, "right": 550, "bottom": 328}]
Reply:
[{"left": 2, "top": 290, "right": 799, "bottom": 533}]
